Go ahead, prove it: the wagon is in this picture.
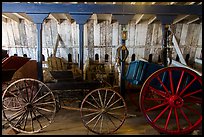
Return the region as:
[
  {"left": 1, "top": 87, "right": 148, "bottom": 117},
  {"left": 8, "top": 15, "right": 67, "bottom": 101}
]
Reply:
[
  {"left": 125, "top": 59, "right": 202, "bottom": 135},
  {"left": 2, "top": 55, "right": 127, "bottom": 135}
]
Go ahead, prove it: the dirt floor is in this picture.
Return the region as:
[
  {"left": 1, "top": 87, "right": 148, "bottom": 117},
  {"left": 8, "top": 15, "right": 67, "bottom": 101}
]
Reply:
[{"left": 2, "top": 94, "right": 202, "bottom": 135}]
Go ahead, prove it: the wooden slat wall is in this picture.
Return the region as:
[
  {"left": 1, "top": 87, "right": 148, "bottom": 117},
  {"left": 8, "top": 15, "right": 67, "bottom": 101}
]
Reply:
[{"left": 2, "top": 18, "right": 202, "bottom": 68}]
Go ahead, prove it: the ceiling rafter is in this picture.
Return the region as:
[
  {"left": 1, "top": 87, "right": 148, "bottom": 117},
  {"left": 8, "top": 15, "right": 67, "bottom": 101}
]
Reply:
[
  {"left": 136, "top": 14, "right": 144, "bottom": 24},
  {"left": 187, "top": 17, "right": 200, "bottom": 24},
  {"left": 2, "top": 17, "right": 7, "bottom": 22},
  {"left": 148, "top": 16, "right": 157, "bottom": 24},
  {"left": 173, "top": 15, "right": 190, "bottom": 24},
  {"left": 2, "top": 13, "right": 20, "bottom": 23},
  {"left": 12, "top": 13, "right": 33, "bottom": 23}
]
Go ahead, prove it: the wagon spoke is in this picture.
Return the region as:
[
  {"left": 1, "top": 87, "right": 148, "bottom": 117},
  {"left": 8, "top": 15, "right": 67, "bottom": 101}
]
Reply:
[
  {"left": 90, "top": 94, "right": 101, "bottom": 108},
  {"left": 14, "top": 110, "right": 27, "bottom": 127},
  {"left": 174, "top": 108, "right": 180, "bottom": 131},
  {"left": 85, "top": 100, "right": 99, "bottom": 109},
  {"left": 149, "top": 86, "right": 167, "bottom": 98},
  {"left": 85, "top": 112, "right": 102, "bottom": 126},
  {"left": 153, "top": 105, "right": 170, "bottom": 123},
  {"left": 179, "top": 77, "right": 196, "bottom": 96},
  {"left": 145, "top": 102, "right": 168, "bottom": 112},
  {"left": 100, "top": 115, "right": 104, "bottom": 133},
  {"left": 31, "top": 84, "right": 44, "bottom": 103},
  {"left": 32, "top": 110, "right": 43, "bottom": 129},
  {"left": 106, "top": 114, "right": 117, "bottom": 128},
  {"left": 98, "top": 90, "right": 104, "bottom": 108},
  {"left": 14, "top": 83, "right": 27, "bottom": 103},
  {"left": 164, "top": 107, "right": 172, "bottom": 130},
  {"left": 103, "top": 90, "right": 107, "bottom": 108},
  {"left": 30, "top": 110, "right": 34, "bottom": 132},
  {"left": 105, "top": 92, "right": 115, "bottom": 108},
  {"left": 183, "top": 104, "right": 202, "bottom": 117},
  {"left": 35, "top": 106, "right": 54, "bottom": 113},
  {"left": 23, "top": 110, "right": 29, "bottom": 130},
  {"left": 109, "top": 105, "right": 125, "bottom": 111},
  {"left": 82, "top": 111, "right": 100, "bottom": 118},
  {"left": 182, "top": 89, "right": 202, "bottom": 98},
  {"left": 179, "top": 108, "right": 192, "bottom": 127},
  {"left": 156, "top": 77, "right": 170, "bottom": 96},
  {"left": 33, "top": 92, "right": 51, "bottom": 104},
  {"left": 34, "top": 101, "right": 55, "bottom": 106},
  {"left": 23, "top": 80, "right": 30, "bottom": 103},
  {"left": 107, "top": 98, "right": 122, "bottom": 109},
  {"left": 92, "top": 115, "right": 102, "bottom": 131},
  {"left": 145, "top": 97, "right": 165, "bottom": 101},
  {"left": 175, "top": 70, "right": 184, "bottom": 95},
  {"left": 35, "top": 108, "right": 51, "bottom": 122},
  {"left": 7, "top": 109, "right": 25, "bottom": 122},
  {"left": 184, "top": 96, "right": 202, "bottom": 104},
  {"left": 168, "top": 70, "right": 174, "bottom": 95},
  {"left": 107, "top": 112, "right": 122, "bottom": 122}
]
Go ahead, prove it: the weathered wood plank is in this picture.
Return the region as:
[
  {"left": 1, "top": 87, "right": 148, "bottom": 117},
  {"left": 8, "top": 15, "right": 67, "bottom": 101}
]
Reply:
[
  {"left": 112, "top": 22, "right": 119, "bottom": 46},
  {"left": 94, "top": 22, "right": 100, "bottom": 46},
  {"left": 129, "top": 21, "right": 135, "bottom": 47},
  {"left": 191, "top": 24, "right": 201, "bottom": 46},
  {"left": 179, "top": 24, "right": 188, "bottom": 46},
  {"left": 185, "top": 24, "right": 196, "bottom": 46},
  {"left": 151, "top": 23, "right": 159, "bottom": 46},
  {"left": 2, "top": 21, "right": 9, "bottom": 47},
  {"left": 7, "top": 19, "right": 15, "bottom": 47},
  {"left": 11, "top": 20, "right": 20, "bottom": 46},
  {"left": 197, "top": 25, "right": 202, "bottom": 47},
  {"left": 145, "top": 24, "right": 153, "bottom": 46}
]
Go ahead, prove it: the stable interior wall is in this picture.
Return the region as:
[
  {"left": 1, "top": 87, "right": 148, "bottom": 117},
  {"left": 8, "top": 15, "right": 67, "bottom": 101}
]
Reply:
[{"left": 2, "top": 15, "right": 202, "bottom": 69}]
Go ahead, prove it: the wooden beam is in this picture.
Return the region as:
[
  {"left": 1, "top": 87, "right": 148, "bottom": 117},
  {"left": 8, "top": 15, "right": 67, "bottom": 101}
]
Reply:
[
  {"left": 148, "top": 16, "right": 156, "bottom": 24},
  {"left": 187, "top": 17, "right": 200, "bottom": 24},
  {"left": 2, "top": 17, "right": 7, "bottom": 22},
  {"left": 136, "top": 14, "right": 144, "bottom": 24},
  {"left": 12, "top": 13, "right": 33, "bottom": 22},
  {"left": 50, "top": 13, "right": 60, "bottom": 23},
  {"left": 170, "top": 2, "right": 177, "bottom": 5},
  {"left": 169, "top": 27, "right": 187, "bottom": 65},
  {"left": 173, "top": 15, "right": 190, "bottom": 24},
  {"left": 185, "top": 2, "right": 196, "bottom": 5},
  {"left": 64, "top": 14, "right": 74, "bottom": 23},
  {"left": 2, "top": 13, "right": 20, "bottom": 22}
]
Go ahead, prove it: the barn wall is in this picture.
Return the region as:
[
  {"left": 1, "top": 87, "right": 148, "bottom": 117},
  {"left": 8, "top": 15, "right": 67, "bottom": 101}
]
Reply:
[{"left": 2, "top": 18, "right": 202, "bottom": 67}]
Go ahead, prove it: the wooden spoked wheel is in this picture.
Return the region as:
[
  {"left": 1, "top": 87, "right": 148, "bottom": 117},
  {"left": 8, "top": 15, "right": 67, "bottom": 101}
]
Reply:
[
  {"left": 2, "top": 78, "right": 56, "bottom": 134},
  {"left": 80, "top": 88, "right": 127, "bottom": 134},
  {"left": 139, "top": 67, "right": 202, "bottom": 135}
]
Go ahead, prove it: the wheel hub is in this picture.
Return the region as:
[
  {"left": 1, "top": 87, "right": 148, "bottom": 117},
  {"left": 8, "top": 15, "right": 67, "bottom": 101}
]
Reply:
[
  {"left": 168, "top": 95, "right": 183, "bottom": 108},
  {"left": 26, "top": 103, "right": 33, "bottom": 110}
]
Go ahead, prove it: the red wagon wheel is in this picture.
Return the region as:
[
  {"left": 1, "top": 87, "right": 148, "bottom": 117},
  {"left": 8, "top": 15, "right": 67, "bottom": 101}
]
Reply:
[
  {"left": 2, "top": 78, "right": 56, "bottom": 134},
  {"left": 139, "top": 67, "right": 202, "bottom": 135},
  {"left": 80, "top": 88, "right": 127, "bottom": 134}
]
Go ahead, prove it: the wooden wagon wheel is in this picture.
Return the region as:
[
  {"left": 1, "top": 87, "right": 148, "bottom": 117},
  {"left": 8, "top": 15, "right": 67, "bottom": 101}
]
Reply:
[
  {"left": 80, "top": 88, "right": 127, "bottom": 134},
  {"left": 2, "top": 78, "right": 56, "bottom": 134},
  {"left": 139, "top": 67, "right": 202, "bottom": 135}
]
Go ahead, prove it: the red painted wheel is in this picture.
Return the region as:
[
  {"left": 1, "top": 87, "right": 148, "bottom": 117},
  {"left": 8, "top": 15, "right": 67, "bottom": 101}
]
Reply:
[{"left": 139, "top": 67, "right": 202, "bottom": 135}]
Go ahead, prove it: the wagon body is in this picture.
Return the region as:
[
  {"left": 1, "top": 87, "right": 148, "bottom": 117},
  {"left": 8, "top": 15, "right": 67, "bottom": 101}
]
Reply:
[
  {"left": 2, "top": 56, "right": 31, "bottom": 82},
  {"left": 125, "top": 59, "right": 202, "bottom": 135}
]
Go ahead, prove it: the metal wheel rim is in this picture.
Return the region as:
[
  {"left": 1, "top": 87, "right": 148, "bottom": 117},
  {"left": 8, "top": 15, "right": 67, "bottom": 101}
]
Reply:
[
  {"left": 80, "top": 88, "right": 127, "bottom": 134},
  {"left": 139, "top": 67, "right": 202, "bottom": 135},
  {"left": 2, "top": 78, "right": 56, "bottom": 134}
]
